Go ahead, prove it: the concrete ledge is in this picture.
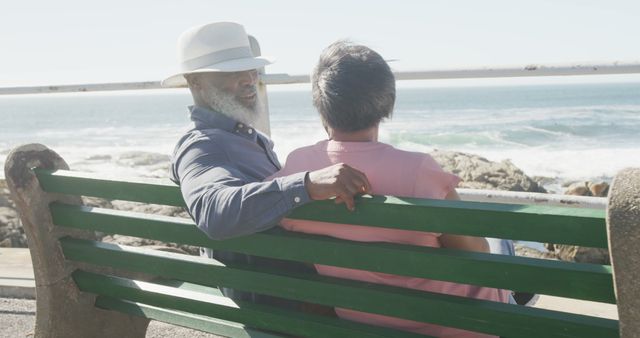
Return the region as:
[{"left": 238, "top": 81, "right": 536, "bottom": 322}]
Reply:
[
  {"left": 533, "top": 295, "right": 619, "bottom": 320},
  {"left": 0, "top": 280, "right": 35, "bottom": 299},
  {"left": 0, "top": 248, "right": 35, "bottom": 299}
]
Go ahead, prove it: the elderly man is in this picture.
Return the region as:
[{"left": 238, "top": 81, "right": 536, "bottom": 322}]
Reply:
[{"left": 163, "top": 22, "right": 371, "bottom": 309}]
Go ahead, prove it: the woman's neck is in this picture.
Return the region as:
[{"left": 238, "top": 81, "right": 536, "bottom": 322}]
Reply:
[{"left": 328, "top": 126, "right": 378, "bottom": 142}]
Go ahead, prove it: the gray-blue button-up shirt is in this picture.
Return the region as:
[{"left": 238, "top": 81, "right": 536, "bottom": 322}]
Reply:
[
  {"left": 171, "top": 106, "right": 316, "bottom": 307},
  {"left": 171, "top": 106, "right": 311, "bottom": 240}
]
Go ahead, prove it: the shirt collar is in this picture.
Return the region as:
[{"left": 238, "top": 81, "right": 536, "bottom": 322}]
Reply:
[{"left": 189, "top": 105, "right": 259, "bottom": 141}]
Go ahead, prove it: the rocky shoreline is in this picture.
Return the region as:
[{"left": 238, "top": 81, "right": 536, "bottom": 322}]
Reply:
[{"left": 0, "top": 150, "right": 611, "bottom": 263}]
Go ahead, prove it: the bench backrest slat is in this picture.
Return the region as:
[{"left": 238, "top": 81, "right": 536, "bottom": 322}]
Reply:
[
  {"left": 64, "top": 240, "right": 619, "bottom": 338},
  {"left": 38, "top": 169, "right": 608, "bottom": 248},
  {"left": 52, "top": 203, "right": 616, "bottom": 303},
  {"left": 291, "top": 198, "right": 607, "bottom": 248},
  {"left": 35, "top": 169, "right": 185, "bottom": 207}
]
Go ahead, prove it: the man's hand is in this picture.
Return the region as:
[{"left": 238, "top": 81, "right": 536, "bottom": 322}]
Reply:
[{"left": 305, "top": 163, "right": 372, "bottom": 211}]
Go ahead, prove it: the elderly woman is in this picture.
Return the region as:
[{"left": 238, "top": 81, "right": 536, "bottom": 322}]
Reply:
[{"left": 268, "top": 41, "right": 509, "bottom": 337}]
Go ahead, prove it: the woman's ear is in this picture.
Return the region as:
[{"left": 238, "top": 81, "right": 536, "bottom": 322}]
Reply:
[{"left": 322, "top": 122, "right": 333, "bottom": 139}]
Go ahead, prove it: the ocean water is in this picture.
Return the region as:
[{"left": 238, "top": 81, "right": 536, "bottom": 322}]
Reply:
[{"left": 1, "top": 82, "right": 639, "bottom": 189}]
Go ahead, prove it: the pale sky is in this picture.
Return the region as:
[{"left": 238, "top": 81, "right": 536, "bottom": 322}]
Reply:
[{"left": 2, "top": 0, "right": 640, "bottom": 88}]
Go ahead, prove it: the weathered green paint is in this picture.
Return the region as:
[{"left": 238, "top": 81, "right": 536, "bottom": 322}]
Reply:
[
  {"left": 37, "top": 169, "right": 607, "bottom": 247},
  {"left": 74, "top": 271, "right": 431, "bottom": 338},
  {"left": 52, "top": 204, "right": 616, "bottom": 303},
  {"left": 62, "top": 239, "right": 619, "bottom": 338}
]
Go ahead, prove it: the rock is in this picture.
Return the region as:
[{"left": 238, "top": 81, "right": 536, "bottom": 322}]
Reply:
[
  {"left": 0, "top": 202, "right": 24, "bottom": 247},
  {"left": 564, "top": 182, "right": 592, "bottom": 196},
  {"left": 143, "top": 245, "right": 189, "bottom": 255},
  {"left": 428, "top": 151, "right": 610, "bottom": 265},
  {"left": 0, "top": 185, "right": 15, "bottom": 208},
  {"left": 0, "top": 238, "right": 11, "bottom": 247},
  {"left": 0, "top": 194, "right": 12, "bottom": 208},
  {"left": 111, "top": 200, "right": 188, "bottom": 217},
  {"left": 514, "top": 244, "right": 559, "bottom": 260},
  {"left": 589, "top": 182, "right": 609, "bottom": 197},
  {"left": 82, "top": 196, "right": 114, "bottom": 209},
  {"left": 102, "top": 234, "right": 160, "bottom": 247},
  {"left": 430, "top": 150, "right": 546, "bottom": 192},
  {"left": 544, "top": 181, "right": 611, "bottom": 264},
  {"left": 546, "top": 244, "right": 610, "bottom": 264},
  {"left": 564, "top": 181, "right": 609, "bottom": 197},
  {"left": 0, "top": 206, "right": 23, "bottom": 248},
  {"left": 0, "top": 206, "right": 19, "bottom": 225},
  {"left": 102, "top": 234, "right": 199, "bottom": 256}
]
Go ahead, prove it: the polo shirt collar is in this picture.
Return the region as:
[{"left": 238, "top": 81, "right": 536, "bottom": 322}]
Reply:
[{"left": 189, "top": 105, "right": 259, "bottom": 141}]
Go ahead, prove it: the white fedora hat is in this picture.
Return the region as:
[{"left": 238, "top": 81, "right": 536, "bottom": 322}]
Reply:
[{"left": 162, "top": 22, "right": 274, "bottom": 87}]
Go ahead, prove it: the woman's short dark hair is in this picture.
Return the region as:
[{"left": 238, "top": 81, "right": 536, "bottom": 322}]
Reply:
[{"left": 312, "top": 41, "right": 395, "bottom": 132}]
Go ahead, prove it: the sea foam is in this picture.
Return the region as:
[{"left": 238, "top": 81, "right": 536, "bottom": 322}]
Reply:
[{"left": 1, "top": 83, "right": 638, "bottom": 184}]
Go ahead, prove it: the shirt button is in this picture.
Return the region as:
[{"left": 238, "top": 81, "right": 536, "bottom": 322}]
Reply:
[
  {"left": 247, "top": 128, "right": 254, "bottom": 134},
  {"left": 294, "top": 196, "right": 301, "bottom": 203}
]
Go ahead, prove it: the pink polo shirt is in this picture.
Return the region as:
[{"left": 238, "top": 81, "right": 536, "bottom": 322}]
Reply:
[{"left": 268, "top": 140, "right": 508, "bottom": 337}]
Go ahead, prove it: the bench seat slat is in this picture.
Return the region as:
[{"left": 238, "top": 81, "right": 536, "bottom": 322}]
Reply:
[
  {"left": 74, "top": 270, "right": 431, "bottom": 338},
  {"left": 35, "top": 169, "right": 186, "bottom": 207},
  {"left": 96, "top": 297, "right": 283, "bottom": 338},
  {"left": 37, "top": 169, "right": 608, "bottom": 248},
  {"left": 62, "top": 238, "right": 619, "bottom": 338},
  {"left": 52, "top": 204, "right": 616, "bottom": 304}
]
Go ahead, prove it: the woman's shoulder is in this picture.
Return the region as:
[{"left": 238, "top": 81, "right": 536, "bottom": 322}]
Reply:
[
  {"left": 276, "top": 140, "right": 332, "bottom": 177},
  {"left": 380, "top": 143, "right": 441, "bottom": 168},
  {"left": 286, "top": 140, "right": 329, "bottom": 160}
]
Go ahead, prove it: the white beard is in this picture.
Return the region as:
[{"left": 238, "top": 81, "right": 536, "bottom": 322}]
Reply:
[{"left": 203, "top": 87, "right": 262, "bottom": 126}]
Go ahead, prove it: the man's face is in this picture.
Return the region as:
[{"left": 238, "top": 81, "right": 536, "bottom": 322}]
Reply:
[
  {"left": 187, "top": 70, "right": 262, "bottom": 126},
  {"left": 207, "top": 70, "right": 259, "bottom": 109}
]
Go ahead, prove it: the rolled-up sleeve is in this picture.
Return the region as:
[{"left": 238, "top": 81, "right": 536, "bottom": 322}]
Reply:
[{"left": 174, "top": 138, "right": 311, "bottom": 240}]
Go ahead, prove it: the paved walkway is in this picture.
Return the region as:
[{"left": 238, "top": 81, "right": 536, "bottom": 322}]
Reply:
[
  {"left": 0, "top": 248, "right": 35, "bottom": 299},
  {"left": 0, "top": 248, "right": 221, "bottom": 337},
  {"left": 0, "top": 298, "right": 220, "bottom": 338}
]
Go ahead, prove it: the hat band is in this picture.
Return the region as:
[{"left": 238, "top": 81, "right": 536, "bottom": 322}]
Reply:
[{"left": 181, "top": 46, "right": 254, "bottom": 71}]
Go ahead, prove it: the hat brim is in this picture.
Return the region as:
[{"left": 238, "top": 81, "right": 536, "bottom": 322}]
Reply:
[{"left": 161, "top": 56, "right": 274, "bottom": 88}]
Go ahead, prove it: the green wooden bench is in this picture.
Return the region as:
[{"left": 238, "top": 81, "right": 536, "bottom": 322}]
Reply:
[{"left": 5, "top": 143, "right": 639, "bottom": 338}]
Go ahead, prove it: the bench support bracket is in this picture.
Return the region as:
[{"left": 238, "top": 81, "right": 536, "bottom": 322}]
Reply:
[
  {"left": 607, "top": 167, "right": 640, "bottom": 338},
  {"left": 4, "top": 144, "right": 149, "bottom": 338}
]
